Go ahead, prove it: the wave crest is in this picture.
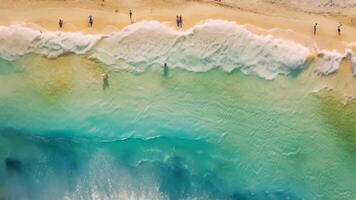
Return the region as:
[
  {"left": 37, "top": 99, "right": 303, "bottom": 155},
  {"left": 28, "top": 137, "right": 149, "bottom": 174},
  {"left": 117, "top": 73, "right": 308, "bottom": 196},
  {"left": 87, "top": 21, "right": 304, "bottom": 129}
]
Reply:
[
  {"left": 0, "top": 20, "right": 355, "bottom": 79},
  {"left": 93, "top": 20, "right": 311, "bottom": 80},
  {"left": 0, "top": 25, "right": 101, "bottom": 60}
]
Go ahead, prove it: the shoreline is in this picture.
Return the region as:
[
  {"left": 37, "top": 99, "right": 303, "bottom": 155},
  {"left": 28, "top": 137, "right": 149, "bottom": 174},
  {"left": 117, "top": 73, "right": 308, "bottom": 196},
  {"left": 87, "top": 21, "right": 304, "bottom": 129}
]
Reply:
[{"left": 0, "top": 1, "right": 355, "bottom": 54}]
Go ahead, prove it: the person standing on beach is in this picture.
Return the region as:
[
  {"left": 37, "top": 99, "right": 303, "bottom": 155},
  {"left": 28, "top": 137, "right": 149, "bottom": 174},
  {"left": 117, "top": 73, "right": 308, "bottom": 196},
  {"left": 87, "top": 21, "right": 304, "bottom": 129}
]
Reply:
[
  {"left": 313, "top": 23, "right": 318, "bottom": 35},
  {"left": 337, "top": 23, "right": 342, "bottom": 35},
  {"left": 59, "top": 19, "right": 63, "bottom": 28},
  {"left": 179, "top": 15, "right": 183, "bottom": 28},
  {"left": 129, "top": 10, "right": 133, "bottom": 24},
  {"left": 176, "top": 16, "right": 180, "bottom": 27},
  {"left": 88, "top": 15, "right": 93, "bottom": 27}
]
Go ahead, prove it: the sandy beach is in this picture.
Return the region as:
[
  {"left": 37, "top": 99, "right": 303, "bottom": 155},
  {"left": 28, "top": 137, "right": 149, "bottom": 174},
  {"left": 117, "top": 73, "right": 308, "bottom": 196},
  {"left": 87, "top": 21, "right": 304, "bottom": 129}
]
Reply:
[
  {"left": 0, "top": 0, "right": 355, "bottom": 53},
  {"left": 1, "top": 2, "right": 356, "bottom": 200}
]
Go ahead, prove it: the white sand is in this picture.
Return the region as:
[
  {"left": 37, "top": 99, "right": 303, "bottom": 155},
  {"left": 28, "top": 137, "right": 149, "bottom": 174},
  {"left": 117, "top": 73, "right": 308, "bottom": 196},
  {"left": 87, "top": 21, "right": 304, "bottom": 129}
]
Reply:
[{"left": 0, "top": 0, "right": 355, "bottom": 53}]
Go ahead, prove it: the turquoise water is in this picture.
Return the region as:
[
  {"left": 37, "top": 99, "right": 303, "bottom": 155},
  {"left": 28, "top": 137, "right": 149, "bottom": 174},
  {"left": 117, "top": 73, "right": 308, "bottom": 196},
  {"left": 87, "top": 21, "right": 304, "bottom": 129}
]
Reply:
[{"left": 0, "top": 55, "right": 355, "bottom": 200}]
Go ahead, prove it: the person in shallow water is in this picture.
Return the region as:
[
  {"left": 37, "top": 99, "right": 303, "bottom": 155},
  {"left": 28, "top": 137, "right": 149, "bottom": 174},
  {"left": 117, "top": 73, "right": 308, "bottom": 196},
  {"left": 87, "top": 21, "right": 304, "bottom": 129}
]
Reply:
[
  {"left": 58, "top": 19, "right": 63, "bottom": 28},
  {"left": 88, "top": 15, "right": 93, "bottom": 27},
  {"left": 102, "top": 73, "right": 109, "bottom": 90},
  {"left": 102, "top": 73, "right": 109, "bottom": 82},
  {"left": 313, "top": 23, "right": 318, "bottom": 35},
  {"left": 176, "top": 16, "right": 180, "bottom": 27},
  {"left": 163, "top": 63, "right": 169, "bottom": 76}
]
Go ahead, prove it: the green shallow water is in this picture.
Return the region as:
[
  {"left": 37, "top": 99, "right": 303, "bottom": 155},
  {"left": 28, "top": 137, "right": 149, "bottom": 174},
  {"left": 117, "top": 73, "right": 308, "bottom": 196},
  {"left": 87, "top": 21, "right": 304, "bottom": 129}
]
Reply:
[{"left": 0, "top": 55, "right": 355, "bottom": 200}]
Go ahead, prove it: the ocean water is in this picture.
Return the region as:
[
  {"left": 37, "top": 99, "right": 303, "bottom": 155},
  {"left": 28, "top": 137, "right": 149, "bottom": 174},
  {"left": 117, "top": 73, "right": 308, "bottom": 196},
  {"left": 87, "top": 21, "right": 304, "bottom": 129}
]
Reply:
[{"left": 0, "top": 21, "right": 356, "bottom": 200}]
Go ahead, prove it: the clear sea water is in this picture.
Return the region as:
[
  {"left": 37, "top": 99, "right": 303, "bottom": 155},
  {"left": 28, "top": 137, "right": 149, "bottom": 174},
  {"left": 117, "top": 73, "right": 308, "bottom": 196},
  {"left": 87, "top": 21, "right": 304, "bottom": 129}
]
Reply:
[{"left": 0, "top": 54, "right": 355, "bottom": 200}]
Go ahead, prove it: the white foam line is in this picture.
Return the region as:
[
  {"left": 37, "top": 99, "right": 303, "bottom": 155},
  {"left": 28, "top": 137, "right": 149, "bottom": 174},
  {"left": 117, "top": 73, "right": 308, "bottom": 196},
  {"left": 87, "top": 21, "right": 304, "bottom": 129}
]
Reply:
[{"left": 0, "top": 20, "right": 355, "bottom": 80}]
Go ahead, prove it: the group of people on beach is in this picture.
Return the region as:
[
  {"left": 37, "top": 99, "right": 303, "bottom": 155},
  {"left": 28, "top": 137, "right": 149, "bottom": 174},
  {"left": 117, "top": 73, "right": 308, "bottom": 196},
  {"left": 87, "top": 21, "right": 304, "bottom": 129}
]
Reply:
[
  {"left": 313, "top": 22, "right": 343, "bottom": 35},
  {"left": 176, "top": 15, "right": 183, "bottom": 28},
  {"left": 58, "top": 10, "right": 134, "bottom": 28},
  {"left": 58, "top": 15, "right": 94, "bottom": 28},
  {"left": 57, "top": 10, "right": 346, "bottom": 38}
]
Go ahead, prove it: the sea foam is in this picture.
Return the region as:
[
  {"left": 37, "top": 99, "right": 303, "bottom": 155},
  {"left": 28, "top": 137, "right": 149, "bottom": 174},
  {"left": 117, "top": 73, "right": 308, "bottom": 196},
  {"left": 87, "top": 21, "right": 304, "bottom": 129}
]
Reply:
[
  {"left": 0, "top": 21, "right": 354, "bottom": 79},
  {"left": 93, "top": 20, "right": 311, "bottom": 80},
  {"left": 314, "top": 51, "right": 344, "bottom": 75},
  {"left": 352, "top": 56, "right": 356, "bottom": 76},
  {"left": 0, "top": 25, "right": 101, "bottom": 60}
]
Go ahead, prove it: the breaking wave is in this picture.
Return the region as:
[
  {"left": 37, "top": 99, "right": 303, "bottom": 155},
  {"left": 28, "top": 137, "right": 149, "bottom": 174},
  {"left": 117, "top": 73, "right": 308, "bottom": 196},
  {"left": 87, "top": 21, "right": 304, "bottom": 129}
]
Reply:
[{"left": 0, "top": 20, "right": 355, "bottom": 79}]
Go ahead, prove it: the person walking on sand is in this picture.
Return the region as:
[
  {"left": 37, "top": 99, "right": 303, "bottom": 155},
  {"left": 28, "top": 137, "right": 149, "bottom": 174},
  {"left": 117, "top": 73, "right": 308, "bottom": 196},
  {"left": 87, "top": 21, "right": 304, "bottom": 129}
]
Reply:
[
  {"left": 337, "top": 23, "right": 342, "bottom": 36},
  {"left": 59, "top": 19, "right": 63, "bottom": 28},
  {"left": 313, "top": 23, "right": 318, "bottom": 35},
  {"left": 88, "top": 15, "right": 93, "bottom": 27},
  {"left": 129, "top": 10, "right": 133, "bottom": 24},
  {"left": 179, "top": 15, "right": 183, "bottom": 28},
  {"left": 176, "top": 16, "right": 180, "bottom": 28}
]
